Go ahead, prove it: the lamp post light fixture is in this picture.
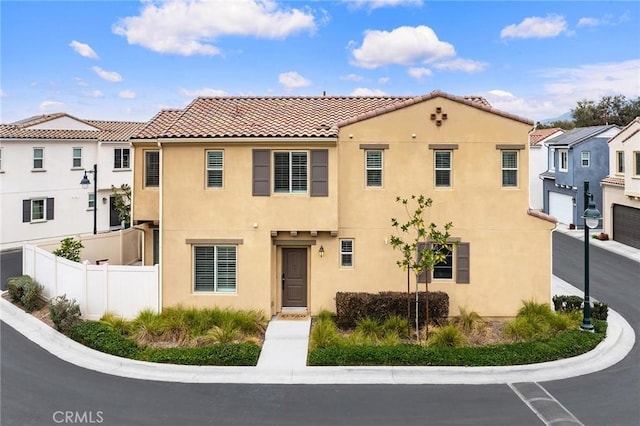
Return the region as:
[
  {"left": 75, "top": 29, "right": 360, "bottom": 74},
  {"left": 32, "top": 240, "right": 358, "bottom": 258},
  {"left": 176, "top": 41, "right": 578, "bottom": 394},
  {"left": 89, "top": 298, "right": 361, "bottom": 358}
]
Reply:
[
  {"left": 580, "top": 181, "right": 602, "bottom": 332},
  {"left": 80, "top": 164, "right": 98, "bottom": 235}
]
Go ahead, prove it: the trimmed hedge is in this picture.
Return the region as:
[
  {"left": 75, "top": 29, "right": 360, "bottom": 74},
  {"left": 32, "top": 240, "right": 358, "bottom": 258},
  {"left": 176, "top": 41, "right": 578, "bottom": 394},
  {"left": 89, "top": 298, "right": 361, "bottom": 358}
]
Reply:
[
  {"left": 69, "top": 321, "right": 261, "bottom": 366},
  {"left": 552, "top": 295, "right": 609, "bottom": 321},
  {"left": 308, "top": 329, "right": 605, "bottom": 366},
  {"left": 335, "top": 291, "right": 449, "bottom": 329}
]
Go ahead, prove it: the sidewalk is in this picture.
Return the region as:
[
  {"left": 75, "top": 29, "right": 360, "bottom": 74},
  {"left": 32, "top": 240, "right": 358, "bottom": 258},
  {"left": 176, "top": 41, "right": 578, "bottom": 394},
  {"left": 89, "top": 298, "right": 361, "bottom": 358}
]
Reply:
[{"left": 0, "top": 274, "right": 635, "bottom": 385}]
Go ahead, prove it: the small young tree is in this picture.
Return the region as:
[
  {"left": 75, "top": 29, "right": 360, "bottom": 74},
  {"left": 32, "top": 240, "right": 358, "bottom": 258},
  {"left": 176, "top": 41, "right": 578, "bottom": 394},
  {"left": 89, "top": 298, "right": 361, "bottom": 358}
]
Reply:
[
  {"left": 52, "top": 237, "right": 84, "bottom": 262},
  {"left": 390, "top": 195, "right": 452, "bottom": 340},
  {"left": 111, "top": 184, "right": 131, "bottom": 227}
]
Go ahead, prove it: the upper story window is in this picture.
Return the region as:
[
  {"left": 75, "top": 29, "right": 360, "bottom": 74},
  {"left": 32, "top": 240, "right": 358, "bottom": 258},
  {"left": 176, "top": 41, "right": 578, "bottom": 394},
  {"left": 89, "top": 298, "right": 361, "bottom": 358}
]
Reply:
[
  {"left": 88, "top": 193, "right": 95, "bottom": 210},
  {"left": 274, "top": 151, "right": 307, "bottom": 193},
  {"left": 365, "top": 150, "right": 383, "bottom": 187},
  {"left": 206, "top": 150, "right": 224, "bottom": 188},
  {"left": 340, "top": 239, "right": 354, "bottom": 268},
  {"left": 559, "top": 149, "right": 568, "bottom": 172},
  {"left": 635, "top": 152, "right": 640, "bottom": 176},
  {"left": 501, "top": 150, "right": 518, "bottom": 187},
  {"left": 33, "top": 148, "right": 44, "bottom": 170},
  {"left": 145, "top": 151, "right": 160, "bottom": 187},
  {"left": 581, "top": 151, "right": 590, "bottom": 167},
  {"left": 194, "top": 245, "right": 237, "bottom": 293},
  {"left": 114, "top": 148, "right": 130, "bottom": 169},
  {"left": 434, "top": 150, "right": 452, "bottom": 188},
  {"left": 616, "top": 151, "right": 625, "bottom": 174},
  {"left": 72, "top": 148, "right": 82, "bottom": 168}
]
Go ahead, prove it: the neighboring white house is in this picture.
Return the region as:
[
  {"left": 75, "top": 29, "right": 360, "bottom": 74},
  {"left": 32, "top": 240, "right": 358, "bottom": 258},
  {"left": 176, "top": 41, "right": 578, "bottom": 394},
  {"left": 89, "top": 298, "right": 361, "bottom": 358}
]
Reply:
[
  {"left": 601, "top": 117, "right": 640, "bottom": 249},
  {"left": 0, "top": 113, "right": 144, "bottom": 250},
  {"left": 528, "top": 127, "right": 564, "bottom": 210}
]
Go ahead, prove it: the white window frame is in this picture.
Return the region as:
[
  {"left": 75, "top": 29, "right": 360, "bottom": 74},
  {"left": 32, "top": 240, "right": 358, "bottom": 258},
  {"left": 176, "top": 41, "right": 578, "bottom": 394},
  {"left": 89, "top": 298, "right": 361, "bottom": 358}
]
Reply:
[
  {"left": 432, "top": 244, "right": 454, "bottom": 281},
  {"left": 434, "top": 150, "right": 452, "bottom": 188},
  {"left": 581, "top": 151, "right": 590, "bottom": 168},
  {"left": 549, "top": 148, "right": 555, "bottom": 172},
  {"left": 501, "top": 150, "right": 518, "bottom": 187},
  {"left": 365, "top": 150, "right": 383, "bottom": 187},
  {"left": 193, "top": 245, "right": 237, "bottom": 293},
  {"left": 145, "top": 150, "right": 160, "bottom": 188},
  {"left": 72, "top": 147, "right": 82, "bottom": 169},
  {"left": 616, "top": 151, "right": 625, "bottom": 174},
  {"left": 33, "top": 147, "right": 44, "bottom": 170},
  {"left": 340, "top": 239, "right": 354, "bottom": 268},
  {"left": 559, "top": 149, "right": 568, "bottom": 172},
  {"left": 31, "top": 198, "right": 46, "bottom": 222},
  {"left": 114, "top": 148, "right": 130, "bottom": 170},
  {"left": 273, "top": 151, "right": 308, "bottom": 194},
  {"left": 206, "top": 150, "right": 224, "bottom": 188},
  {"left": 88, "top": 193, "right": 95, "bottom": 210}
]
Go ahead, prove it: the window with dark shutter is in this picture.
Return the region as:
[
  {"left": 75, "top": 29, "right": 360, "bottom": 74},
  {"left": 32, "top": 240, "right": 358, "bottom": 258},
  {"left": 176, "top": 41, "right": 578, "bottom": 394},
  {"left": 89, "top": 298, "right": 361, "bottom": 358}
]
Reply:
[
  {"left": 310, "top": 149, "right": 328, "bottom": 196},
  {"left": 23, "top": 200, "right": 30, "bottom": 222},
  {"left": 252, "top": 149, "right": 270, "bottom": 196},
  {"left": 145, "top": 151, "right": 160, "bottom": 187},
  {"left": 46, "top": 197, "right": 54, "bottom": 220}
]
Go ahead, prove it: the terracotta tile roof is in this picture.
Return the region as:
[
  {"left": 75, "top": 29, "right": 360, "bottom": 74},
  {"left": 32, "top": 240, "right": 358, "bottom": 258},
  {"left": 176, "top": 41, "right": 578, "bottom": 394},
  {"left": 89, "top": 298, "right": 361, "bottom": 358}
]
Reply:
[
  {"left": 133, "top": 91, "right": 531, "bottom": 140},
  {"left": 1, "top": 113, "right": 145, "bottom": 142},
  {"left": 529, "top": 127, "right": 563, "bottom": 146},
  {"left": 601, "top": 176, "right": 625, "bottom": 186},
  {"left": 528, "top": 208, "right": 557, "bottom": 224}
]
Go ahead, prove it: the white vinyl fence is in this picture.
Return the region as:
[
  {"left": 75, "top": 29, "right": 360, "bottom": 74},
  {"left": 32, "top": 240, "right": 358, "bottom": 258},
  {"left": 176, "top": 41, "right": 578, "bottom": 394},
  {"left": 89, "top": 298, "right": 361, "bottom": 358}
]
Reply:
[{"left": 23, "top": 244, "right": 159, "bottom": 320}]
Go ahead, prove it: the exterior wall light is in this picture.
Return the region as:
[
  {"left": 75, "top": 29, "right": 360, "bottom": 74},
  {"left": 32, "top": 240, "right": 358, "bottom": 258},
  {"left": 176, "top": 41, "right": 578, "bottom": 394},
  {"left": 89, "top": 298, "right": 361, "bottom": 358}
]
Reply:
[{"left": 319, "top": 245, "right": 325, "bottom": 257}]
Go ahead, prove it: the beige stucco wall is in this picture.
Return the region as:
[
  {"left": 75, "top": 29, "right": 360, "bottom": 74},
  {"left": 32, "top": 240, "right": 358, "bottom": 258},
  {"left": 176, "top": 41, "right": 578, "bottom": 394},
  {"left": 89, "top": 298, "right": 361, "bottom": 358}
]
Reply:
[
  {"left": 132, "top": 143, "right": 160, "bottom": 223},
  {"left": 137, "top": 96, "right": 554, "bottom": 318}
]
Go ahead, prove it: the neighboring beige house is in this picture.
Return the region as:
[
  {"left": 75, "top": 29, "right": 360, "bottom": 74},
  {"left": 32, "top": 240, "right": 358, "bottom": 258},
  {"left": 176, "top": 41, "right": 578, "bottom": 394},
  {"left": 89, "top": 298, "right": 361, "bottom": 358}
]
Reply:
[
  {"left": 601, "top": 117, "right": 640, "bottom": 249},
  {"left": 130, "top": 91, "right": 555, "bottom": 319}
]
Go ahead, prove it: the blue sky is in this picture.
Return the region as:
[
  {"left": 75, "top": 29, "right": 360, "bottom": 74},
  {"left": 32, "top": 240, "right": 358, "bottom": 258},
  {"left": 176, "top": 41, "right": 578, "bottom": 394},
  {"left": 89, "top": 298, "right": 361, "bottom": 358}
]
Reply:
[{"left": 1, "top": 1, "right": 638, "bottom": 124}]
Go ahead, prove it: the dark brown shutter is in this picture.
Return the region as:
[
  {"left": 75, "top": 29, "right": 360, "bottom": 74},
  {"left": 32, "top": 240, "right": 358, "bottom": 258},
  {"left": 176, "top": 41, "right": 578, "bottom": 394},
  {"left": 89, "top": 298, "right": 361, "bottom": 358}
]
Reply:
[
  {"left": 310, "top": 149, "right": 328, "bottom": 197},
  {"left": 417, "top": 242, "right": 429, "bottom": 283},
  {"left": 457, "top": 242, "right": 470, "bottom": 283},
  {"left": 23, "top": 200, "right": 30, "bottom": 222},
  {"left": 252, "top": 149, "right": 270, "bottom": 196},
  {"left": 46, "top": 198, "right": 54, "bottom": 220}
]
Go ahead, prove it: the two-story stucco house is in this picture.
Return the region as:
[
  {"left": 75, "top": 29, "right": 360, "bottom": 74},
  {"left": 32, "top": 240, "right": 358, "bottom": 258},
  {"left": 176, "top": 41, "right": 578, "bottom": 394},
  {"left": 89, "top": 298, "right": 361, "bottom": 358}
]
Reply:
[
  {"left": 130, "top": 91, "right": 555, "bottom": 319},
  {"left": 601, "top": 117, "right": 640, "bottom": 248},
  {"left": 0, "top": 113, "right": 144, "bottom": 249},
  {"left": 540, "top": 125, "right": 620, "bottom": 228}
]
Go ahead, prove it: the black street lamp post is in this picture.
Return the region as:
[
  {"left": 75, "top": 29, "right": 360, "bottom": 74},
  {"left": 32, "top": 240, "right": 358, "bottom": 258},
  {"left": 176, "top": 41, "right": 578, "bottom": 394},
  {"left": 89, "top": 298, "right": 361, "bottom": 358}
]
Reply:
[
  {"left": 580, "top": 180, "right": 602, "bottom": 331},
  {"left": 80, "top": 164, "right": 98, "bottom": 235}
]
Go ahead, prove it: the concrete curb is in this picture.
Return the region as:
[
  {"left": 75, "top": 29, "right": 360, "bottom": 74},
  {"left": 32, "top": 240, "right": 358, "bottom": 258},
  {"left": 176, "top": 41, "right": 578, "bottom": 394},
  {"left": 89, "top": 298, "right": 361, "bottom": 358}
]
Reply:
[{"left": 1, "top": 294, "right": 635, "bottom": 385}]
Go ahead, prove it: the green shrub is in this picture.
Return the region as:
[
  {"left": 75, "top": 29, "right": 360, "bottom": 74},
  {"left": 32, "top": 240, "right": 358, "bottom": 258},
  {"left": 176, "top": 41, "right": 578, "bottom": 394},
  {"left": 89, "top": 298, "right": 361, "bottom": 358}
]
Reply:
[
  {"left": 382, "top": 316, "right": 410, "bottom": 339},
  {"left": 52, "top": 237, "right": 84, "bottom": 262},
  {"left": 49, "top": 295, "right": 82, "bottom": 333},
  {"left": 69, "top": 321, "right": 142, "bottom": 359},
  {"left": 315, "top": 310, "right": 335, "bottom": 322},
  {"left": 552, "top": 295, "right": 583, "bottom": 312},
  {"left": 592, "top": 302, "right": 608, "bottom": 321},
  {"left": 131, "top": 309, "right": 164, "bottom": 344},
  {"left": 20, "top": 278, "right": 44, "bottom": 312},
  {"left": 142, "top": 343, "right": 260, "bottom": 366},
  {"left": 7, "top": 275, "right": 32, "bottom": 303},
  {"left": 206, "top": 322, "right": 241, "bottom": 344},
  {"left": 380, "top": 330, "right": 401, "bottom": 346},
  {"left": 428, "top": 325, "right": 466, "bottom": 348},
  {"left": 453, "top": 306, "right": 483, "bottom": 333},
  {"left": 335, "top": 291, "right": 449, "bottom": 329},
  {"left": 355, "top": 317, "right": 382, "bottom": 339},
  {"left": 310, "top": 319, "right": 341, "bottom": 349},
  {"left": 100, "top": 312, "right": 132, "bottom": 335}
]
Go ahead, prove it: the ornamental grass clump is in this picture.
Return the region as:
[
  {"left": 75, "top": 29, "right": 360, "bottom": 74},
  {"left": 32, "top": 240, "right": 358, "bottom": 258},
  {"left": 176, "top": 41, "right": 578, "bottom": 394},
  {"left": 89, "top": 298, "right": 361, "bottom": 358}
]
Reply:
[{"left": 427, "top": 324, "right": 466, "bottom": 348}]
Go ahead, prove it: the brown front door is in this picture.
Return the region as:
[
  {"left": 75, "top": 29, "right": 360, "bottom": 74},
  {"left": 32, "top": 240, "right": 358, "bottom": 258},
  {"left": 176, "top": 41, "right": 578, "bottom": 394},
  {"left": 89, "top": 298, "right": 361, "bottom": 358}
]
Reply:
[{"left": 282, "top": 248, "right": 307, "bottom": 308}]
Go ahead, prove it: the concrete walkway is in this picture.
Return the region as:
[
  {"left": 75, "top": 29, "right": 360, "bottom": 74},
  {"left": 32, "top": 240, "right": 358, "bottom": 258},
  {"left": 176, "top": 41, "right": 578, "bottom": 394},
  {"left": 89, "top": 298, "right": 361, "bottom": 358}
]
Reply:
[{"left": 0, "top": 274, "right": 635, "bottom": 384}]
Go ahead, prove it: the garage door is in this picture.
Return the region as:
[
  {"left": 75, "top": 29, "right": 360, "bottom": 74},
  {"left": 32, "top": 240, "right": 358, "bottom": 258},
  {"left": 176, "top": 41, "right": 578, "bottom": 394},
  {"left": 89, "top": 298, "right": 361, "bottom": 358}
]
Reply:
[
  {"left": 549, "top": 192, "right": 574, "bottom": 225},
  {"left": 613, "top": 204, "right": 640, "bottom": 249}
]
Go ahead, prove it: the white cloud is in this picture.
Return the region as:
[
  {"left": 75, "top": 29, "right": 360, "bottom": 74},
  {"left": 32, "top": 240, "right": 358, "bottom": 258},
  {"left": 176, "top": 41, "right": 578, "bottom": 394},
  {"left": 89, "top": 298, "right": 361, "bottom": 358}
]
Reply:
[
  {"left": 487, "top": 90, "right": 515, "bottom": 98},
  {"left": 279, "top": 71, "right": 312, "bottom": 90},
  {"left": 501, "top": 15, "right": 568, "bottom": 39},
  {"left": 112, "top": 0, "right": 316, "bottom": 56},
  {"left": 0, "top": 89, "right": 6, "bottom": 98},
  {"left": 351, "top": 25, "right": 455, "bottom": 69},
  {"left": 350, "top": 88, "right": 388, "bottom": 96},
  {"left": 347, "top": 0, "right": 422, "bottom": 10},
  {"left": 179, "top": 87, "right": 227, "bottom": 97},
  {"left": 118, "top": 90, "right": 136, "bottom": 99},
  {"left": 69, "top": 40, "right": 99, "bottom": 59},
  {"left": 74, "top": 77, "right": 89, "bottom": 87},
  {"left": 39, "top": 101, "right": 65, "bottom": 112},
  {"left": 577, "top": 17, "right": 599, "bottom": 27},
  {"left": 408, "top": 67, "right": 433, "bottom": 79},
  {"left": 340, "top": 73, "right": 365, "bottom": 82},
  {"left": 433, "top": 58, "right": 488, "bottom": 73},
  {"left": 83, "top": 90, "right": 104, "bottom": 98},
  {"left": 92, "top": 66, "right": 122, "bottom": 82}
]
